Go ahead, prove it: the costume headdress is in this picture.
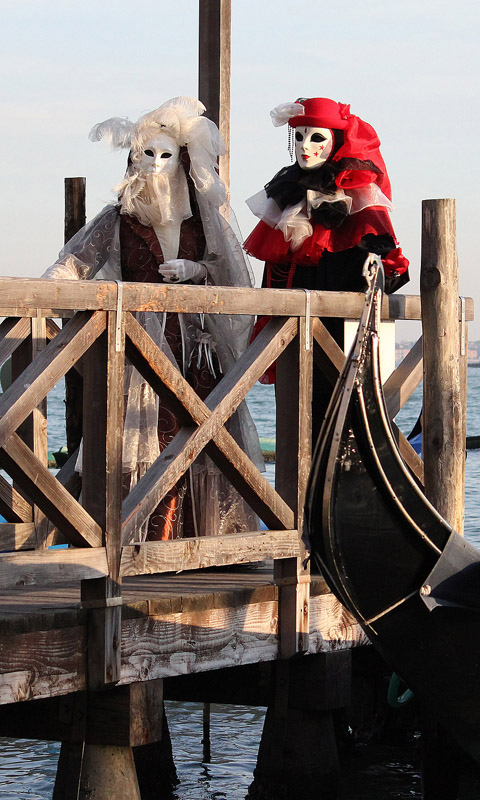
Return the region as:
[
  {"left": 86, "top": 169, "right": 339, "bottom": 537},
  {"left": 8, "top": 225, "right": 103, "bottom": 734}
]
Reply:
[
  {"left": 269, "top": 96, "right": 392, "bottom": 200},
  {"left": 89, "top": 96, "right": 226, "bottom": 208}
]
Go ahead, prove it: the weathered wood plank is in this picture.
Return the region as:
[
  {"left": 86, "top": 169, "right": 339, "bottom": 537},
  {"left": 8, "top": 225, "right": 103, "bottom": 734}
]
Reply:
[
  {"left": 81, "top": 576, "right": 122, "bottom": 688},
  {"left": 120, "top": 531, "right": 299, "bottom": 576},
  {"left": 0, "top": 547, "right": 107, "bottom": 589},
  {"left": 0, "top": 474, "right": 32, "bottom": 522},
  {"left": 308, "top": 592, "right": 368, "bottom": 653},
  {"left": 312, "top": 317, "right": 345, "bottom": 385},
  {"left": 122, "top": 314, "right": 296, "bottom": 541},
  {"left": 0, "top": 572, "right": 365, "bottom": 705},
  {"left": 0, "top": 278, "right": 459, "bottom": 321},
  {"left": 0, "top": 433, "right": 103, "bottom": 548},
  {"left": 0, "top": 317, "right": 31, "bottom": 366},
  {"left": 0, "top": 522, "right": 36, "bottom": 551},
  {"left": 391, "top": 421, "right": 425, "bottom": 485},
  {"left": 0, "top": 626, "right": 87, "bottom": 703},
  {"left": 118, "top": 600, "right": 280, "bottom": 683},
  {"left": 384, "top": 336, "right": 423, "bottom": 418},
  {"left": 45, "top": 317, "right": 62, "bottom": 340},
  {"left": 118, "top": 588, "right": 365, "bottom": 685},
  {"left": 0, "top": 310, "right": 106, "bottom": 450}
]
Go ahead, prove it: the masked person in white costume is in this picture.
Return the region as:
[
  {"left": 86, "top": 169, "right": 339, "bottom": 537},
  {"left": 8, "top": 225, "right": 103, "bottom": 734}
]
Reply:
[{"left": 43, "top": 97, "right": 262, "bottom": 540}]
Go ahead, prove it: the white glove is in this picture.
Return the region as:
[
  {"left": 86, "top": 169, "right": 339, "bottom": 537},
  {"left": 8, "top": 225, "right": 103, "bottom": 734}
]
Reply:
[{"left": 158, "top": 259, "right": 207, "bottom": 284}]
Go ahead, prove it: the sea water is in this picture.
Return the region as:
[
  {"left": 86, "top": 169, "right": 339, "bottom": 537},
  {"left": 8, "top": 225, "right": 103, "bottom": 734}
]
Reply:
[{"left": 2, "top": 371, "right": 480, "bottom": 798}]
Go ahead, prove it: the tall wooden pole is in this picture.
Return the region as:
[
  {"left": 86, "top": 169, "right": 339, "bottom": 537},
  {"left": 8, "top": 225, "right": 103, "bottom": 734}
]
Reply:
[
  {"left": 198, "top": 0, "right": 231, "bottom": 199},
  {"left": 421, "top": 198, "right": 467, "bottom": 534},
  {"left": 64, "top": 178, "right": 86, "bottom": 459},
  {"left": 65, "top": 177, "right": 86, "bottom": 244}
]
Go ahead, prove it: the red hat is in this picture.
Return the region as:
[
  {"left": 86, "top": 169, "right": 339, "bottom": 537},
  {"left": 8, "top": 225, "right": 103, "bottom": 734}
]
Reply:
[{"left": 288, "top": 97, "right": 352, "bottom": 130}]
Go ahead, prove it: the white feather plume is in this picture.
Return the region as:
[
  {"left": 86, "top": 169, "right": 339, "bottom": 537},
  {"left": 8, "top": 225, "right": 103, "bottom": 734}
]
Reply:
[
  {"left": 88, "top": 117, "right": 136, "bottom": 149},
  {"left": 270, "top": 102, "right": 305, "bottom": 127}
]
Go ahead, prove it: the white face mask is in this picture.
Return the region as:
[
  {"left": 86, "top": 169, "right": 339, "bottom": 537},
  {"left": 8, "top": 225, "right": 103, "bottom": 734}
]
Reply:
[
  {"left": 133, "top": 133, "right": 180, "bottom": 176},
  {"left": 295, "top": 126, "right": 334, "bottom": 170}
]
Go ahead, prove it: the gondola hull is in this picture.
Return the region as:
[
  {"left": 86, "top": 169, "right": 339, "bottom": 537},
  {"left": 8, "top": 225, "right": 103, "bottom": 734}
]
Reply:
[{"left": 305, "top": 258, "right": 480, "bottom": 764}]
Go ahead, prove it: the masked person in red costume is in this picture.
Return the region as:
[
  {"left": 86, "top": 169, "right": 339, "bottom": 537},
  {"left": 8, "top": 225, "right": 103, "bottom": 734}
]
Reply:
[{"left": 244, "top": 97, "right": 409, "bottom": 441}]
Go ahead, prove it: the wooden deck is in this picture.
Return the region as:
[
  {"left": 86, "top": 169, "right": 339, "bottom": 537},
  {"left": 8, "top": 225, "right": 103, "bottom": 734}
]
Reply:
[{"left": 0, "top": 564, "right": 365, "bottom": 707}]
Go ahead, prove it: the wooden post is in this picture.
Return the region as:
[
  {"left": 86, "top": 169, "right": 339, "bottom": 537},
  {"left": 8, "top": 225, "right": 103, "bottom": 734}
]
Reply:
[
  {"left": 421, "top": 198, "right": 467, "bottom": 534},
  {"left": 64, "top": 178, "right": 86, "bottom": 461},
  {"left": 198, "top": 0, "right": 231, "bottom": 196},
  {"left": 79, "top": 746, "right": 141, "bottom": 800},
  {"left": 65, "top": 177, "right": 86, "bottom": 243},
  {"left": 249, "top": 654, "right": 349, "bottom": 800},
  {"left": 81, "top": 310, "right": 124, "bottom": 688},
  {"left": 274, "top": 316, "right": 311, "bottom": 658},
  {"left": 202, "top": 702, "right": 211, "bottom": 762},
  {"left": 49, "top": 682, "right": 176, "bottom": 799},
  {"left": 420, "top": 199, "right": 466, "bottom": 798}
]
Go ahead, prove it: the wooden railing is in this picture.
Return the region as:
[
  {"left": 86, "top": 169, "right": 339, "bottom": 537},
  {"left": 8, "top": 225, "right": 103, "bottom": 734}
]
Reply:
[{"left": 0, "top": 276, "right": 473, "bottom": 679}]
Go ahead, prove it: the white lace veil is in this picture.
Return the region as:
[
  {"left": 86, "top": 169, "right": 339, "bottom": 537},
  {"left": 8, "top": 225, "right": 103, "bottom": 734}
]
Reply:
[{"left": 42, "top": 98, "right": 263, "bottom": 526}]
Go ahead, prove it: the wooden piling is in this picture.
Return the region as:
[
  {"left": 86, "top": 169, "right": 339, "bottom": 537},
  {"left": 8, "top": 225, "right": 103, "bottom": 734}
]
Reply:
[
  {"left": 421, "top": 198, "right": 467, "bottom": 533},
  {"left": 420, "top": 199, "right": 468, "bottom": 796},
  {"left": 64, "top": 177, "right": 86, "bottom": 244},
  {"left": 198, "top": 0, "right": 231, "bottom": 195},
  {"left": 202, "top": 702, "right": 211, "bottom": 763},
  {"left": 64, "top": 178, "right": 86, "bottom": 462},
  {"left": 78, "top": 745, "right": 141, "bottom": 800},
  {"left": 247, "top": 654, "right": 351, "bottom": 800}
]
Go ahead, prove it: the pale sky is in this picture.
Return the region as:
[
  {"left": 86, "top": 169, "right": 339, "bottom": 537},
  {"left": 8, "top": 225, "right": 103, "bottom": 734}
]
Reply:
[{"left": 1, "top": 0, "right": 479, "bottom": 339}]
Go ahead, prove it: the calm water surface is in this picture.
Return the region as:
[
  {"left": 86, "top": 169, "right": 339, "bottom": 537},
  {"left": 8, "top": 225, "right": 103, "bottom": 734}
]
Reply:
[{"left": 1, "top": 370, "right": 480, "bottom": 798}]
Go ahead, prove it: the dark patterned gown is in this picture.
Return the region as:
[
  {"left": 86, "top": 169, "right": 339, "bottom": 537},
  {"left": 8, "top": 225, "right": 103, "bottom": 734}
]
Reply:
[{"left": 120, "top": 212, "right": 220, "bottom": 541}]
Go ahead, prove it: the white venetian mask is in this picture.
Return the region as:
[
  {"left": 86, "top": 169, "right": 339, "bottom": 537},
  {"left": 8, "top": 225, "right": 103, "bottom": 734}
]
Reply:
[
  {"left": 132, "top": 132, "right": 180, "bottom": 176},
  {"left": 295, "top": 126, "right": 334, "bottom": 170}
]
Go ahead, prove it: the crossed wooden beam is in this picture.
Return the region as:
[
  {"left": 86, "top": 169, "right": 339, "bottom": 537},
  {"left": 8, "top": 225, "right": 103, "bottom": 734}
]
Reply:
[{"left": 0, "top": 308, "right": 424, "bottom": 558}]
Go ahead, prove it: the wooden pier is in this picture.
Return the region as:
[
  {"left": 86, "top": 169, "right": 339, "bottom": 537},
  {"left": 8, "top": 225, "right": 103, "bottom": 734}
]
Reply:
[{"left": 0, "top": 200, "right": 474, "bottom": 800}]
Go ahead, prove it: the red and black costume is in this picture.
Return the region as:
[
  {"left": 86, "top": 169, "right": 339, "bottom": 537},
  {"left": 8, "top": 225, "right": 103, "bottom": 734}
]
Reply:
[{"left": 244, "top": 97, "right": 409, "bottom": 440}]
